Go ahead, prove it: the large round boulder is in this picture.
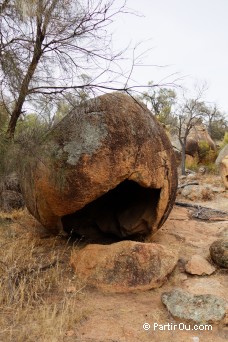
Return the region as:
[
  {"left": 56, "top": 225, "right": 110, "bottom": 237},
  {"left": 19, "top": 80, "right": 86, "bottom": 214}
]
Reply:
[
  {"left": 215, "top": 144, "right": 228, "bottom": 189},
  {"left": 216, "top": 145, "right": 228, "bottom": 189},
  {"left": 20, "top": 93, "right": 177, "bottom": 239},
  {"left": 171, "top": 123, "right": 216, "bottom": 158},
  {"left": 219, "top": 156, "right": 228, "bottom": 189},
  {"left": 216, "top": 144, "right": 228, "bottom": 165},
  {"left": 187, "top": 123, "right": 216, "bottom": 154}
]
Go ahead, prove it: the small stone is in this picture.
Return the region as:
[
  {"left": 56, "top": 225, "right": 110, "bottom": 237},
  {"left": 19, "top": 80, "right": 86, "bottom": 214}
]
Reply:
[
  {"left": 66, "top": 286, "right": 77, "bottom": 293},
  {"left": 187, "top": 173, "right": 198, "bottom": 180},
  {"left": 161, "top": 289, "right": 227, "bottom": 323},
  {"left": 198, "top": 166, "right": 206, "bottom": 175},
  {"left": 210, "top": 186, "right": 225, "bottom": 193},
  {"left": 181, "top": 185, "right": 214, "bottom": 201},
  {"left": 70, "top": 241, "right": 178, "bottom": 293},
  {"left": 210, "top": 239, "right": 228, "bottom": 268},
  {"left": 179, "top": 273, "right": 188, "bottom": 281},
  {"left": 179, "top": 175, "right": 187, "bottom": 180},
  {"left": 65, "top": 330, "right": 75, "bottom": 337},
  {"left": 185, "top": 255, "right": 216, "bottom": 275}
]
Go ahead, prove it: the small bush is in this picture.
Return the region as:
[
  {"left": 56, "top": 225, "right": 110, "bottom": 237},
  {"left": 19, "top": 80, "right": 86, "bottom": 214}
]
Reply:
[
  {"left": 201, "top": 187, "right": 214, "bottom": 201},
  {"left": 198, "top": 141, "right": 217, "bottom": 163},
  {"left": 205, "top": 163, "right": 219, "bottom": 175},
  {"left": 185, "top": 155, "right": 199, "bottom": 172},
  {"left": 218, "top": 132, "right": 228, "bottom": 150},
  {"left": 197, "top": 141, "right": 218, "bottom": 174},
  {"left": 198, "top": 141, "right": 210, "bottom": 162},
  {"left": 223, "top": 132, "right": 228, "bottom": 145}
]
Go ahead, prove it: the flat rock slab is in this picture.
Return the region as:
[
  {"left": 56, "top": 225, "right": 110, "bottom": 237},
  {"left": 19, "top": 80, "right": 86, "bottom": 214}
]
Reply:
[
  {"left": 210, "top": 239, "right": 228, "bottom": 268},
  {"left": 185, "top": 254, "right": 216, "bottom": 275},
  {"left": 182, "top": 278, "right": 228, "bottom": 300},
  {"left": 161, "top": 289, "right": 227, "bottom": 323},
  {"left": 181, "top": 185, "right": 214, "bottom": 201},
  {"left": 70, "top": 241, "right": 178, "bottom": 292}
]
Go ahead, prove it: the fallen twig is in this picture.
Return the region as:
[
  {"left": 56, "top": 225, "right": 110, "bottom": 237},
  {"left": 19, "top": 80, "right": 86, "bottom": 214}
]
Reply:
[
  {"left": 178, "top": 182, "right": 199, "bottom": 189},
  {"left": 175, "top": 201, "right": 228, "bottom": 214},
  {"left": 175, "top": 201, "right": 228, "bottom": 221}
]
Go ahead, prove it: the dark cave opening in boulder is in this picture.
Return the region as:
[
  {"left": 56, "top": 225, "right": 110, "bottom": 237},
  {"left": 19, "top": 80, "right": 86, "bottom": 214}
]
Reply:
[{"left": 61, "top": 180, "right": 161, "bottom": 242}]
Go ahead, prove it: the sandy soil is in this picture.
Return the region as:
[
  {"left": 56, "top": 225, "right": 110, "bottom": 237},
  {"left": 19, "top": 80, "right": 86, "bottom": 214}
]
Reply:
[
  {"left": 1, "top": 175, "right": 227, "bottom": 342},
  {"left": 65, "top": 192, "right": 228, "bottom": 342}
]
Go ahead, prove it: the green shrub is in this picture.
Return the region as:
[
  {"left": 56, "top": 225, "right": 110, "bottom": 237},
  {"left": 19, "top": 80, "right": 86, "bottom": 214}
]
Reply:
[
  {"left": 205, "top": 162, "right": 219, "bottom": 175},
  {"left": 0, "top": 114, "right": 49, "bottom": 181},
  {"left": 198, "top": 141, "right": 217, "bottom": 164},
  {"left": 198, "top": 141, "right": 210, "bottom": 162},
  {"left": 185, "top": 155, "right": 199, "bottom": 172}
]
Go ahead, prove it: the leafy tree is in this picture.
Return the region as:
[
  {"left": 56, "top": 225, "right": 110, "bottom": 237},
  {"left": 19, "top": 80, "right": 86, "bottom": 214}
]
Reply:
[
  {"left": 209, "top": 117, "right": 228, "bottom": 141},
  {"left": 139, "top": 81, "right": 227, "bottom": 174},
  {"left": 200, "top": 103, "right": 228, "bottom": 140},
  {"left": 0, "top": 0, "right": 132, "bottom": 138},
  {"left": 140, "top": 81, "right": 177, "bottom": 126},
  {"left": 174, "top": 90, "right": 206, "bottom": 175}
]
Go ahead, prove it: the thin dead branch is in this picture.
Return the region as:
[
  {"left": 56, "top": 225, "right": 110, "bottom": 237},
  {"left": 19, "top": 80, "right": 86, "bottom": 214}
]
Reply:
[{"left": 178, "top": 181, "right": 199, "bottom": 189}]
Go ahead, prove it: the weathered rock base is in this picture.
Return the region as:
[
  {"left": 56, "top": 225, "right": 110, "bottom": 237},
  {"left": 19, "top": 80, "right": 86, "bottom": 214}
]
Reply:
[{"left": 70, "top": 241, "right": 178, "bottom": 293}]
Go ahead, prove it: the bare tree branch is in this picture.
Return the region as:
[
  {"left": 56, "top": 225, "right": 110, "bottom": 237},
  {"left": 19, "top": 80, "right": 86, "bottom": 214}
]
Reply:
[{"left": 0, "top": 0, "right": 141, "bottom": 138}]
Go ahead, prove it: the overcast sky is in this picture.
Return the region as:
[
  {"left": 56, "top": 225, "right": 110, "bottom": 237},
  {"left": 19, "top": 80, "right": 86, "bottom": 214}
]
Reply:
[{"left": 111, "top": 0, "right": 228, "bottom": 115}]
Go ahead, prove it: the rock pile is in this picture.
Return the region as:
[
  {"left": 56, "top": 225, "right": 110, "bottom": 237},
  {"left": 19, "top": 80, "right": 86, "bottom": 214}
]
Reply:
[{"left": 0, "top": 173, "right": 24, "bottom": 212}]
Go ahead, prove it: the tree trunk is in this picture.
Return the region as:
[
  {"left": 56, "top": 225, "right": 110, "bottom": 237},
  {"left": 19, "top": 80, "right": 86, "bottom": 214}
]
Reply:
[
  {"left": 6, "top": 96, "right": 26, "bottom": 139},
  {"left": 6, "top": 19, "right": 44, "bottom": 139},
  {"left": 181, "top": 142, "right": 186, "bottom": 175}
]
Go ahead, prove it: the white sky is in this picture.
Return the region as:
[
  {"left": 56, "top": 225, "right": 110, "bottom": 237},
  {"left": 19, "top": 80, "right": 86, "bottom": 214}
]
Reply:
[{"left": 110, "top": 0, "right": 228, "bottom": 115}]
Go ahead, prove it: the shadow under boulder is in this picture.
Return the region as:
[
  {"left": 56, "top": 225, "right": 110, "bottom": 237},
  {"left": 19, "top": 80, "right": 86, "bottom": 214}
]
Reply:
[{"left": 62, "top": 180, "right": 160, "bottom": 240}]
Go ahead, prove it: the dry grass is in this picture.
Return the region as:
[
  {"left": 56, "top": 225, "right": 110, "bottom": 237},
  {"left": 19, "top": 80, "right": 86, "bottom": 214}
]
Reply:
[
  {"left": 0, "top": 209, "right": 86, "bottom": 342},
  {"left": 201, "top": 187, "right": 214, "bottom": 201},
  {"left": 200, "top": 174, "right": 223, "bottom": 187}
]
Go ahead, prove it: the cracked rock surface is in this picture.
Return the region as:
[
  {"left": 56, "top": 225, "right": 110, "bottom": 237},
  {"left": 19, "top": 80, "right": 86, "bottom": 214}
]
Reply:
[
  {"left": 20, "top": 92, "right": 177, "bottom": 239},
  {"left": 161, "top": 289, "right": 227, "bottom": 323}
]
